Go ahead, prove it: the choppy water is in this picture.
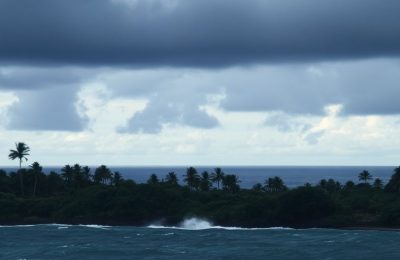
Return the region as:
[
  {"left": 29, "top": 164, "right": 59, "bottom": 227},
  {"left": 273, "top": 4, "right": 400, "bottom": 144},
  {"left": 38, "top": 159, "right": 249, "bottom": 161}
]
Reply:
[{"left": 1, "top": 219, "right": 399, "bottom": 259}]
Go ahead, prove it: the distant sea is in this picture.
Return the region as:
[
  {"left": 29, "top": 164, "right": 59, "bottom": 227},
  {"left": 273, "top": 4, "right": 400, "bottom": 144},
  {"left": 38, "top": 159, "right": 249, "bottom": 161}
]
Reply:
[{"left": 2, "top": 166, "right": 396, "bottom": 188}]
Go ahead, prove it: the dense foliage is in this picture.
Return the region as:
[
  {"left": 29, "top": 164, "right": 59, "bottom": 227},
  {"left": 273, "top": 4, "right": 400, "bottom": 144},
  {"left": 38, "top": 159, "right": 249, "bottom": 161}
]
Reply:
[{"left": 1, "top": 161, "right": 400, "bottom": 228}]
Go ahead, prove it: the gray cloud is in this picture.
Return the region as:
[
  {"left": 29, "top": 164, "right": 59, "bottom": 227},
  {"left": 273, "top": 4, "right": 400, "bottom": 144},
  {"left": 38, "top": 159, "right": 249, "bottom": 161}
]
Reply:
[
  {"left": 222, "top": 59, "right": 400, "bottom": 116},
  {"left": 7, "top": 87, "right": 88, "bottom": 131},
  {"left": 0, "top": 67, "right": 89, "bottom": 131},
  {"left": 118, "top": 81, "right": 219, "bottom": 133},
  {"left": 265, "top": 112, "right": 311, "bottom": 132},
  {"left": 0, "top": 67, "right": 89, "bottom": 89},
  {"left": 0, "top": 0, "right": 399, "bottom": 67}
]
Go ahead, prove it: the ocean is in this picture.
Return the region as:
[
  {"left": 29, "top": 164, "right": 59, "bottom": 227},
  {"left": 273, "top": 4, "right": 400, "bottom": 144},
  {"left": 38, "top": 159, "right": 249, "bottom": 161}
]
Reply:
[
  {"left": 7, "top": 165, "right": 395, "bottom": 188},
  {"left": 1, "top": 219, "right": 399, "bottom": 259}
]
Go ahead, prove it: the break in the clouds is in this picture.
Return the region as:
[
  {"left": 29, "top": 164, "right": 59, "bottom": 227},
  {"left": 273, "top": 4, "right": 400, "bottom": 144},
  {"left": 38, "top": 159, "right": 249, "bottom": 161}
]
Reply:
[{"left": 0, "top": 0, "right": 400, "bottom": 66}]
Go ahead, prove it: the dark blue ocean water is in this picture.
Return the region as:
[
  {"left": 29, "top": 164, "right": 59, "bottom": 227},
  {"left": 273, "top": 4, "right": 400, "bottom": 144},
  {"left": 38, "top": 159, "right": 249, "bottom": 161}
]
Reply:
[
  {"left": 1, "top": 221, "right": 399, "bottom": 259},
  {"left": 2, "top": 166, "right": 396, "bottom": 188}
]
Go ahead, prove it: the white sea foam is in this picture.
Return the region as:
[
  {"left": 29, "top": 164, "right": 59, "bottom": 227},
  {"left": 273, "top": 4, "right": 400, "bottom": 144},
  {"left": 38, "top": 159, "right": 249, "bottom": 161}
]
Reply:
[
  {"left": 78, "top": 224, "right": 111, "bottom": 229},
  {"left": 0, "top": 225, "right": 36, "bottom": 228},
  {"left": 147, "top": 217, "right": 293, "bottom": 231}
]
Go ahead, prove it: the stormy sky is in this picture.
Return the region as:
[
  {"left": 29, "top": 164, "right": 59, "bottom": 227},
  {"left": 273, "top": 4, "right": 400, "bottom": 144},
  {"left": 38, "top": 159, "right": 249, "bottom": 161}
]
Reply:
[{"left": 0, "top": 0, "right": 399, "bottom": 165}]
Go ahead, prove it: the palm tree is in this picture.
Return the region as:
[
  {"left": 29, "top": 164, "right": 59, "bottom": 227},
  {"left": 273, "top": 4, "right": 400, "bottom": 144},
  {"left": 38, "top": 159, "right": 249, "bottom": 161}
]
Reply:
[
  {"left": 211, "top": 167, "right": 224, "bottom": 190},
  {"left": 358, "top": 170, "right": 372, "bottom": 184},
  {"left": 165, "top": 172, "right": 178, "bottom": 185},
  {"left": 147, "top": 173, "right": 159, "bottom": 185},
  {"left": 222, "top": 174, "right": 240, "bottom": 193},
  {"left": 82, "top": 166, "right": 91, "bottom": 184},
  {"left": 94, "top": 165, "right": 113, "bottom": 185},
  {"left": 30, "top": 162, "right": 42, "bottom": 197},
  {"left": 264, "top": 176, "right": 287, "bottom": 192},
  {"left": 9, "top": 142, "right": 30, "bottom": 196},
  {"left": 184, "top": 167, "right": 200, "bottom": 191},
  {"left": 113, "top": 171, "right": 123, "bottom": 186},
  {"left": 61, "top": 164, "right": 74, "bottom": 186},
  {"left": 200, "top": 171, "right": 212, "bottom": 191}
]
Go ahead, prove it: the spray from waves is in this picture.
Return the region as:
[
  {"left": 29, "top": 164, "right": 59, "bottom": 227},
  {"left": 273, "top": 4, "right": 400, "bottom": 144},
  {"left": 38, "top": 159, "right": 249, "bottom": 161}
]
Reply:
[{"left": 147, "top": 217, "right": 293, "bottom": 230}]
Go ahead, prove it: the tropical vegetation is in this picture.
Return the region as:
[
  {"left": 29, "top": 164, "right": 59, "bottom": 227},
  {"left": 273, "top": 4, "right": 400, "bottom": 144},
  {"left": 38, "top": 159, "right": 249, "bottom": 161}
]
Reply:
[{"left": 1, "top": 142, "right": 400, "bottom": 228}]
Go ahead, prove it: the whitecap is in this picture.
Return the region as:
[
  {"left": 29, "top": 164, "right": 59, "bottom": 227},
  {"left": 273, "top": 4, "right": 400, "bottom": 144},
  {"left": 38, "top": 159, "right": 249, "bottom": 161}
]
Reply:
[
  {"left": 78, "top": 224, "right": 111, "bottom": 229},
  {"left": 147, "top": 217, "right": 293, "bottom": 231}
]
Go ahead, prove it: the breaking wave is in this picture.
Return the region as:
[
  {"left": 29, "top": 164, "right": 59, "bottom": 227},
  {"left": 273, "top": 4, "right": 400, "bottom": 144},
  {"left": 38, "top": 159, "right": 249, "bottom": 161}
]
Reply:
[{"left": 147, "top": 217, "right": 293, "bottom": 231}]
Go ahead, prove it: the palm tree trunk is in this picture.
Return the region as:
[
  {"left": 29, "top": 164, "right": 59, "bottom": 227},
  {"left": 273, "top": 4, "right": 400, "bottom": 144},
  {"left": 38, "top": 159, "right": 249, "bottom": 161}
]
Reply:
[{"left": 19, "top": 159, "right": 24, "bottom": 196}]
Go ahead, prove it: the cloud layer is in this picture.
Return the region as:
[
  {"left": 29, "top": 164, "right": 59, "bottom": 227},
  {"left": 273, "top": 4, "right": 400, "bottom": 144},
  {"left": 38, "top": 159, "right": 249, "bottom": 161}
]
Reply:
[{"left": 0, "top": 0, "right": 399, "bottom": 67}]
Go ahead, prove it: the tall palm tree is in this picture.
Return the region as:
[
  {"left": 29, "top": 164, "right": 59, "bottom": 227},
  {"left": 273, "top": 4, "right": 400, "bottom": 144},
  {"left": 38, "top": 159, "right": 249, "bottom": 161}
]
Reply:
[
  {"left": 358, "top": 170, "right": 372, "bottom": 184},
  {"left": 211, "top": 167, "right": 224, "bottom": 190},
  {"left": 9, "top": 142, "right": 30, "bottom": 196},
  {"left": 184, "top": 167, "right": 200, "bottom": 191},
  {"left": 61, "top": 164, "right": 74, "bottom": 186},
  {"left": 30, "top": 162, "right": 42, "bottom": 197}
]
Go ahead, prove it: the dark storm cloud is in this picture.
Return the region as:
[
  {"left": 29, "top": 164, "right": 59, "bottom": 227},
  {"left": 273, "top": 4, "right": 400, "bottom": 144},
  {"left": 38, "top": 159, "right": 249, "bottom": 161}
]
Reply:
[{"left": 0, "top": 0, "right": 399, "bottom": 67}]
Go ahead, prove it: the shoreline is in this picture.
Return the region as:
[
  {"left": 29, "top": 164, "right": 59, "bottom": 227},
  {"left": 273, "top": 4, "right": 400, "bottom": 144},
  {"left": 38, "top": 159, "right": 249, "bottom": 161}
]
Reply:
[{"left": 2, "top": 221, "right": 400, "bottom": 232}]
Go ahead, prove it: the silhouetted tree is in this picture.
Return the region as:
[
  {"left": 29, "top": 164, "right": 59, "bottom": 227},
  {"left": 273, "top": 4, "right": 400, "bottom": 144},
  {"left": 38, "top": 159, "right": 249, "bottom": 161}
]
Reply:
[
  {"left": 211, "top": 168, "right": 224, "bottom": 190},
  {"left": 30, "top": 162, "right": 43, "bottom": 197},
  {"left": 165, "top": 172, "right": 178, "bottom": 185},
  {"left": 61, "top": 165, "right": 74, "bottom": 186},
  {"left": 8, "top": 142, "right": 30, "bottom": 196},
  {"left": 147, "top": 173, "right": 159, "bottom": 185},
  {"left": 46, "top": 171, "right": 64, "bottom": 195},
  {"left": 94, "top": 165, "right": 113, "bottom": 185},
  {"left": 385, "top": 167, "right": 400, "bottom": 193},
  {"left": 222, "top": 174, "right": 240, "bottom": 193},
  {"left": 373, "top": 178, "right": 383, "bottom": 190},
  {"left": 358, "top": 170, "right": 372, "bottom": 184},
  {"left": 319, "top": 179, "right": 341, "bottom": 193},
  {"left": 113, "top": 171, "right": 123, "bottom": 186},
  {"left": 200, "top": 171, "right": 212, "bottom": 191},
  {"left": 252, "top": 183, "right": 263, "bottom": 192},
  {"left": 70, "top": 164, "right": 82, "bottom": 188},
  {"left": 264, "top": 176, "right": 287, "bottom": 192},
  {"left": 82, "top": 166, "right": 91, "bottom": 181},
  {"left": 184, "top": 167, "right": 200, "bottom": 191},
  {"left": 343, "top": 180, "right": 355, "bottom": 190}
]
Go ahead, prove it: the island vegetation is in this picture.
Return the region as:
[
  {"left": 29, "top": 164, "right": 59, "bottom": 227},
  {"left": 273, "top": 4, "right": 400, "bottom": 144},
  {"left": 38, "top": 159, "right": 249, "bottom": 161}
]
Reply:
[{"left": 1, "top": 142, "right": 400, "bottom": 229}]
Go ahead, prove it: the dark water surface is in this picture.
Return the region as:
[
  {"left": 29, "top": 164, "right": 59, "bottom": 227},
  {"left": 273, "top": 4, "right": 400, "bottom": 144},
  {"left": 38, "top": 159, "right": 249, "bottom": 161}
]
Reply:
[{"left": 1, "top": 223, "right": 399, "bottom": 259}]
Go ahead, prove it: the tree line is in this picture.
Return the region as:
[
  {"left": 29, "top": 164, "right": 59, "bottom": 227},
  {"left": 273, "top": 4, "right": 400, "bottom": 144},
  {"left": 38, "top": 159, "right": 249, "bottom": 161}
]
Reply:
[{"left": 3, "top": 142, "right": 400, "bottom": 228}]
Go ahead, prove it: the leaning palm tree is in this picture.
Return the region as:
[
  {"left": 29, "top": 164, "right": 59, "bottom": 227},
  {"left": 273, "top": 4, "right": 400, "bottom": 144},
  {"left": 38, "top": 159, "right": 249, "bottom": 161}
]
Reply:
[
  {"left": 8, "top": 142, "right": 30, "bottom": 196},
  {"left": 358, "top": 170, "right": 372, "bottom": 184}
]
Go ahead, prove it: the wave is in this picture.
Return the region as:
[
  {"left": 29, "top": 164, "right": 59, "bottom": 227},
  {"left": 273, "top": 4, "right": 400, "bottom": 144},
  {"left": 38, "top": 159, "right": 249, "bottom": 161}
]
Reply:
[
  {"left": 0, "top": 223, "right": 111, "bottom": 229},
  {"left": 147, "top": 218, "right": 293, "bottom": 231}
]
